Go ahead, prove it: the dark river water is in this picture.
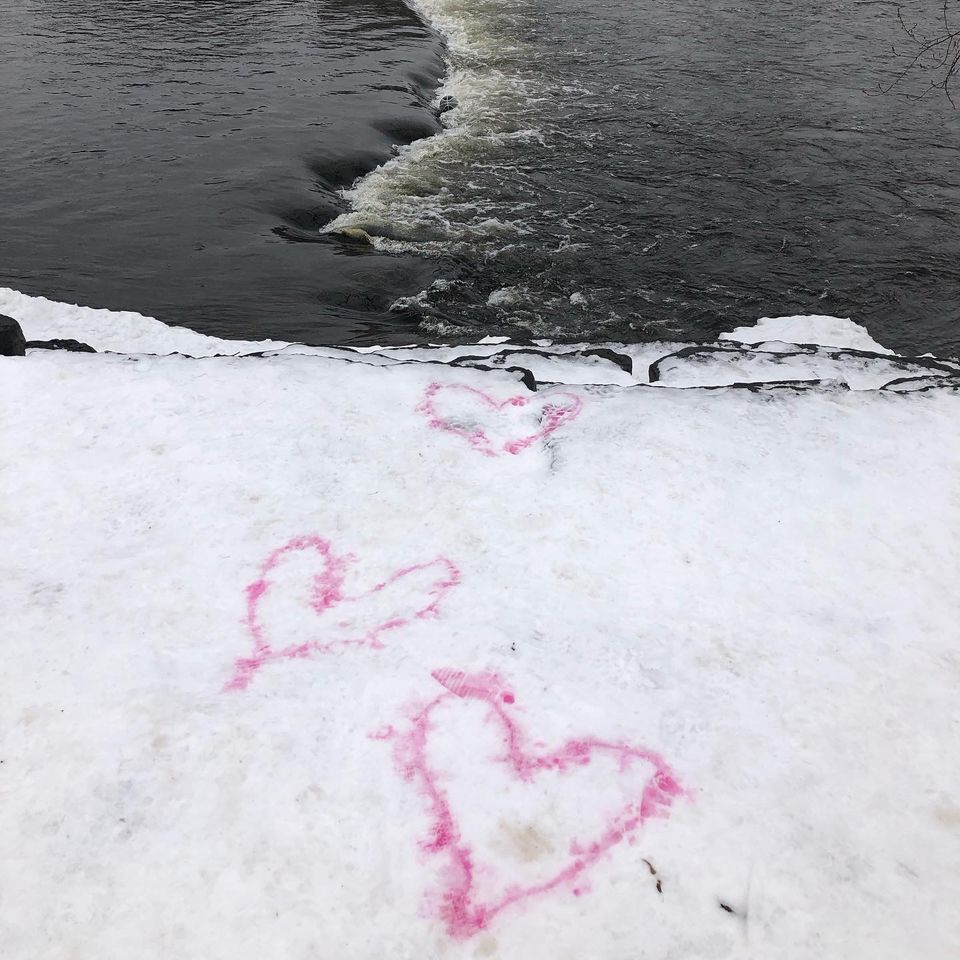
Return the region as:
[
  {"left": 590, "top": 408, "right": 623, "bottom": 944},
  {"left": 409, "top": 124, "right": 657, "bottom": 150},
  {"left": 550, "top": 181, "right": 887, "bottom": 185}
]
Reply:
[{"left": 2, "top": 0, "right": 959, "bottom": 353}]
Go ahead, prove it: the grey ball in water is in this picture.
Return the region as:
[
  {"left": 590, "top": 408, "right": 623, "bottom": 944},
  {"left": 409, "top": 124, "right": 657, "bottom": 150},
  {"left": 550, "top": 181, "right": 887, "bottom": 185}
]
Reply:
[
  {"left": 436, "top": 95, "right": 458, "bottom": 116},
  {"left": 0, "top": 314, "right": 26, "bottom": 356}
]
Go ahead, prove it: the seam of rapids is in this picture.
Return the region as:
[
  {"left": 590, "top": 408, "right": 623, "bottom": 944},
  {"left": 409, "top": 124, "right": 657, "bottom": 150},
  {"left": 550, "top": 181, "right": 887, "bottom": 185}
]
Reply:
[{"left": 322, "top": 0, "right": 465, "bottom": 247}]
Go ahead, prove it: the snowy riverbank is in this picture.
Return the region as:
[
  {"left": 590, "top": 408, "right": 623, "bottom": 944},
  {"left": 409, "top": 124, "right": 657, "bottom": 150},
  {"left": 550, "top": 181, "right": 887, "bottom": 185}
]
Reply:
[{"left": 1, "top": 289, "right": 958, "bottom": 959}]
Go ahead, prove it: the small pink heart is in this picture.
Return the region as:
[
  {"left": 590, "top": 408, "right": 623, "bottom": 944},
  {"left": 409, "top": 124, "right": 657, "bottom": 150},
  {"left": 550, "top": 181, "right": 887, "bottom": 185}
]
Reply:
[
  {"left": 226, "top": 536, "right": 460, "bottom": 690},
  {"left": 386, "top": 670, "right": 687, "bottom": 938},
  {"left": 417, "top": 383, "right": 583, "bottom": 456}
]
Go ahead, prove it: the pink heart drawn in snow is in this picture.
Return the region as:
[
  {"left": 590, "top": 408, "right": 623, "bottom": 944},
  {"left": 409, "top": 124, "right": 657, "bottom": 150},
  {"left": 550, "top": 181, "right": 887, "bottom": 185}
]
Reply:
[
  {"left": 226, "top": 536, "right": 460, "bottom": 691},
  {"left": 416, "top": 382, "right": 583, "bottom": 457},
  {"left": 383, "top": 669, "right": 687, "bottom": 938}
]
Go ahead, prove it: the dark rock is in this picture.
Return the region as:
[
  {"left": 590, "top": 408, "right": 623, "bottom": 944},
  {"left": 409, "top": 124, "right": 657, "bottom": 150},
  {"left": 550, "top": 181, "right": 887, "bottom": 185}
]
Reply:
[
  {"left": 448, "top": 358, "right": 538, "bottom": 392},
  {"left": 0, "top": 314, "right": 26, "bottom": 356},
  {"left": 581, "top": 347, "right": 633, "bottom": 375},
  {"left": 882, "top": 373, "right": 960, "bottom": 393},
  {"left": 454, "top": 347, "right": 632, "bottom": 381},
  {"left": 26, "top": 338, "right": 97, "bottom": 353},
  {"left": 712, "top": 379, "right": 847, "bottom": 394}
]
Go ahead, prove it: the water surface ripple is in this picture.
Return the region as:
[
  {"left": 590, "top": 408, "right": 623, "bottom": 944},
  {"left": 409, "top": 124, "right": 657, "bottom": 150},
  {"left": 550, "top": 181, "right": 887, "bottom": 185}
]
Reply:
[
  {"left": 337, "top": 0, "right": 960, "bottom": 354},
  {"left": 0, "top": 0, "right": 447, "bottom": 343}
]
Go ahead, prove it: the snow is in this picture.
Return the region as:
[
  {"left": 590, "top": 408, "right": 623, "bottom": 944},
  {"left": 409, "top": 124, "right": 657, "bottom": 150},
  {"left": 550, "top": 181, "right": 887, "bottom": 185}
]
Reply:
[
  {"left": 720, "top": 314, "right": 895, "bottom": 355},
  {"left": 2, "top": 294, "right": 959, "bottom": 959},
  {"left": 0, "top": 286, "right": 289, "bottom": 357},
  {"left": 650, "top": 343, "right": 959, "bottom": 390}
]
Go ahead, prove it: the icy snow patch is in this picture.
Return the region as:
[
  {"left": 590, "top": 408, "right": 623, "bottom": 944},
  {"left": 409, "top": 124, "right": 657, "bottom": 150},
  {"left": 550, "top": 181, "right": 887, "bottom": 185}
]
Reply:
[
  {"left": 0, "top": 287, "right": 291, "bottom": 357},
  {"left": 1, "top": 348, "right": 958, "bottom": 959},
  {"left": 720, "top": 314, "right": 894, "bottom": 355},
  {"left": 650, "top": 344, "right": 956, "bottom": 390}
]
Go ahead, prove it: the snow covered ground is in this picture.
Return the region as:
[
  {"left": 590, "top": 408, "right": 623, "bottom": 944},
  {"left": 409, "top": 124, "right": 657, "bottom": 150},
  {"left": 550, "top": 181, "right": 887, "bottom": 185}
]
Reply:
[{"left": 1, "top": 289, "right": 959, "bottom": 959}]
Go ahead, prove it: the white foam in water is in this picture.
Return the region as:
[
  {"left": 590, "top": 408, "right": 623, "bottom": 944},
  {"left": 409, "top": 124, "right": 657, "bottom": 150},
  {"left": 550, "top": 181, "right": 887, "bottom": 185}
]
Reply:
[
  {"left": 324, "top": 0, "right": 535, "bottom": 252},
  {"left": 2, "top": 290, "right": 959, "bottom": 957}
]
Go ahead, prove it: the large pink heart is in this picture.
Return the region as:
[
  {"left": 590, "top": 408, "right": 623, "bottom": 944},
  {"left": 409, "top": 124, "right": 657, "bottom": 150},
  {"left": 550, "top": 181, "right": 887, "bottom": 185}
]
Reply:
[
  {"left": 226, "top": 536, "right": 460, "bottom": 690},
  {"left": 385, "top": 669, "right": 686, "bottom": 938},
  {"left": 416, "top": 382, "right": 583, "bottom": 456}
]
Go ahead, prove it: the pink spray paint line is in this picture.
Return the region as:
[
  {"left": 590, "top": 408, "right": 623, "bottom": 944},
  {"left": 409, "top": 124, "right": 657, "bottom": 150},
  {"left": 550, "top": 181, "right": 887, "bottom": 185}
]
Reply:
[
  {"left": 226, "top": 536, "right": 460, "bottom": 691},
  {"left": 385, "top": 668, "right": 688, "bottom": 939},
  {"left": 416, "top": 382, "right": 583, "bottom": 457}
]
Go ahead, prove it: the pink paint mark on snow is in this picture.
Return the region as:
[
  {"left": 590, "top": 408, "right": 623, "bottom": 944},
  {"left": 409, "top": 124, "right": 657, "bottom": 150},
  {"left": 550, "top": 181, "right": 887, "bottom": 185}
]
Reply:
[
  {"left": 384, "top": 669, "right": 687, "bottom": 939},
  {"left": 226, "top": 536, "right": 460, "bottom": 690},
  {"left": 416, "top": 382, "right": 582, "bottom": 457}
]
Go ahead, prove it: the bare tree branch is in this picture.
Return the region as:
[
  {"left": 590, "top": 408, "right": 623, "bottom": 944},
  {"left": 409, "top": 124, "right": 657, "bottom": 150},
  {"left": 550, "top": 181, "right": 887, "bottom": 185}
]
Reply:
[{"left": 879, "top": 0, "right": 960, "bottom": 105}]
